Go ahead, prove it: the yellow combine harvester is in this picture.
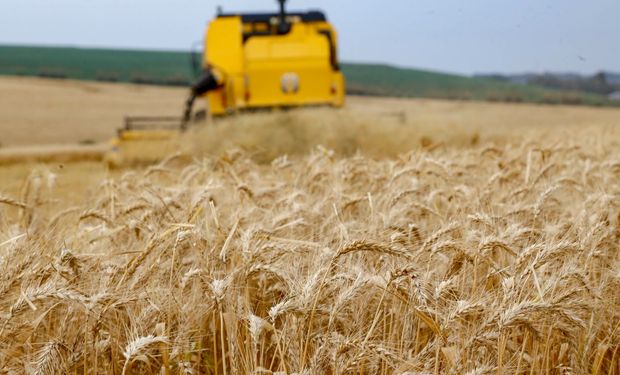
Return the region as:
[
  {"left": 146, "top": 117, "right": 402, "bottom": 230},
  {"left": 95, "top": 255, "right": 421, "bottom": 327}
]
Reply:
[
  {"left": 108, "top": 0, "right": 345, "bottom": 165},
  {"left": 191, "top": 0, "right": 345, "bottom": 116}
]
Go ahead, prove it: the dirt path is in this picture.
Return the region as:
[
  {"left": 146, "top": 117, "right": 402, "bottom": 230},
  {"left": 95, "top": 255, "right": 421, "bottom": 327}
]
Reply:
[{"left": 0, "top": 143, "right": 106, "bottom": 165}]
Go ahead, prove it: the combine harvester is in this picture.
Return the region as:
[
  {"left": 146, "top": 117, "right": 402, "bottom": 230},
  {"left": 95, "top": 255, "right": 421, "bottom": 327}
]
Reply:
[{"left": 107, "top": 0, "right": 345, "bottom": 165}]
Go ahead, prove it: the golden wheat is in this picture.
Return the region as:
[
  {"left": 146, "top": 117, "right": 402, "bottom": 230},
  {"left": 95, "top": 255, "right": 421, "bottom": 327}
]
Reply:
[{"left": 0, "top": 135, "right": 618, "bottom": 374}]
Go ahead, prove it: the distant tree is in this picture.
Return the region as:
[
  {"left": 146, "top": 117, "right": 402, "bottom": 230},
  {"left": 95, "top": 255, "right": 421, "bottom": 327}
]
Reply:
[{"left": 593, "top": 72, "right": 607, "bottom": 85}]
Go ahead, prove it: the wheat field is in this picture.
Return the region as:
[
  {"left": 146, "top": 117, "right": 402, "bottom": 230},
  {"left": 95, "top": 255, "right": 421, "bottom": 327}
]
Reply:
[
  {"left": 1, "top": 137, "right": 619, "bottom": 374},
  {"left": 0, "top": 78, "right": 620, "bottom": 374}
]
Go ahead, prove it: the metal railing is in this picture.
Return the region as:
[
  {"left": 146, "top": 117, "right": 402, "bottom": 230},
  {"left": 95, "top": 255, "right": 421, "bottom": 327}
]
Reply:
[{"left": 123, "top": 116, "right": 185, "bottom": 132}]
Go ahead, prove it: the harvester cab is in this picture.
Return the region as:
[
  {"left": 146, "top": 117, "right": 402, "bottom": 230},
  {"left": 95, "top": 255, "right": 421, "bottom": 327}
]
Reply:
[{"left": 107, "top": 0, "right": 345, "bottom": 166}]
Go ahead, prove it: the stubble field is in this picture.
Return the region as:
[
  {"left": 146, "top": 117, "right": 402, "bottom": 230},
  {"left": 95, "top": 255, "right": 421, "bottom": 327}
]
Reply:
[{"left": 0, "top": 77, "right": 619, "bottom": 374}]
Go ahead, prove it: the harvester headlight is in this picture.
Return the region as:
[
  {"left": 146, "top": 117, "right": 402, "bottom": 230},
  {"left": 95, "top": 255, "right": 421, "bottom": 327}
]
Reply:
[{"left": 281, "top": 72, "right": 300, "bottom": 94}]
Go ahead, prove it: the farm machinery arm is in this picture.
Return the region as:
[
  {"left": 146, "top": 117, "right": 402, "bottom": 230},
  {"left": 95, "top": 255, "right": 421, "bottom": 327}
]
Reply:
[{"left": 181, "top": 67, "right": 224, "bottom": 128}]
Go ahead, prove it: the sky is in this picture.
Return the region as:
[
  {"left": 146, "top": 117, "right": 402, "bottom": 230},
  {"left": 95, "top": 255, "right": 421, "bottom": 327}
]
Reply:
[{"left": 1, "top": 0, "right": 618, "bottom": 75}]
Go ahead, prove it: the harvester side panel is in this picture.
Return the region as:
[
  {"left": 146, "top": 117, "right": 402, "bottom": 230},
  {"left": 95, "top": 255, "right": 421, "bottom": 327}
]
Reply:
[{"left": 205, "top": 17, "right": 244, "bottom": 115}]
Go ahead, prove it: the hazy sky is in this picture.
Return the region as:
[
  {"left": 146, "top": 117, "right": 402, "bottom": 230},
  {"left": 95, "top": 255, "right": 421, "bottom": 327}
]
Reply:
[{"left": 1, "top": 0, "right": 618, "bottom": 75}]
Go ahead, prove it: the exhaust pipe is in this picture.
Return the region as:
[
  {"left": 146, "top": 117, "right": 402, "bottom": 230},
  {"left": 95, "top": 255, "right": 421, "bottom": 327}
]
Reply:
[{"left": 276, "top": 0, "right": 290, "bottom": 34}]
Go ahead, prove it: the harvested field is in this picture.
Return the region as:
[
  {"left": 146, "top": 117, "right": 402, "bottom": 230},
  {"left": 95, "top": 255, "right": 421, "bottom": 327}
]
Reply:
[
  {"left": 0, "top": 78, "right": 619, "bottom": 373},
  {"left": 0, "top": 76, "right": 186, "bottom": 147}
]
